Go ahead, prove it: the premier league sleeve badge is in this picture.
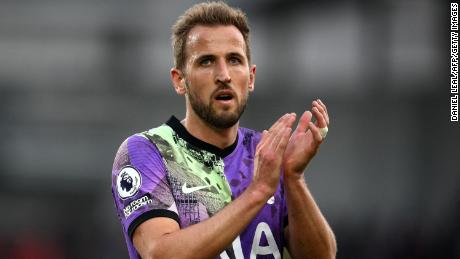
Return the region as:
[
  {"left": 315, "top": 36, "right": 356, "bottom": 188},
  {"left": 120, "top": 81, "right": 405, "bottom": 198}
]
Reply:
[{"left": 116, "top": 166, "right": 142, "bottom": 199}]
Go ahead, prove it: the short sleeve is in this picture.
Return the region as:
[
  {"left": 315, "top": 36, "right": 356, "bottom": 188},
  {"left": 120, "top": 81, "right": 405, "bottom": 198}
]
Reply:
[{"left": 111, "top": 134, "right": 179, "bottom": 240}]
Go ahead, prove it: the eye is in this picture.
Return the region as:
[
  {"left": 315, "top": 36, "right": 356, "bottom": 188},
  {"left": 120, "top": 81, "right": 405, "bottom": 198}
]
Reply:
[
  {"left": 229, "top": 57, "right": 241, "bottom": 65},
  {"left": 199, "top": 58, "right": 212, "bottom": 66}
]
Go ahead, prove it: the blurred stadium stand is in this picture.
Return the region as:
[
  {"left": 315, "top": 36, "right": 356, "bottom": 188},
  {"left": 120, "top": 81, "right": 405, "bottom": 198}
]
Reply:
[{"left": 0, "top": 0, "right": 458, "bottom": 258}]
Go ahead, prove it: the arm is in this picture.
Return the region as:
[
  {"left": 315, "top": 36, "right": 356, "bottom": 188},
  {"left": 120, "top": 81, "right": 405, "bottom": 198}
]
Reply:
[
  {"left": 134, "top": 184, "right": 271, "bottom": 259},
  {"left": 133, "top": 114, "right": 296, "bottom": 259},
  {"left": 283, "top": 175, "right": 336, "bottom": 259},
  {"left": 283, "top": 99, "right": 337, "bottom": 259}
]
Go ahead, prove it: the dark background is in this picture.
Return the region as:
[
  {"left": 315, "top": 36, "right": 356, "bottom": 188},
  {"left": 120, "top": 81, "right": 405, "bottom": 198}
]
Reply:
[{"left": 0, "top": 0, "right": 458, "bottom": 258}]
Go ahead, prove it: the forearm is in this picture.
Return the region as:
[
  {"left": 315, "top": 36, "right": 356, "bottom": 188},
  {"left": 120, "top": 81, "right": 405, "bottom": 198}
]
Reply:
[
  {"left": 284, "top": 174, "right": 336, "bottom": 259},
  {"left": 143, "top": 184, "right": 270, "bottom": 259}
]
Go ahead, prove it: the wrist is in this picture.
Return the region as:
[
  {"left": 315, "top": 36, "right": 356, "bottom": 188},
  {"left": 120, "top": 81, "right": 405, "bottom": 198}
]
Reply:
[
  {"left": 284, "top": 170, "right": 305, "bottom": 182},
  {"left": 246, "top": 182, "right": 274, "bottom": 204}
]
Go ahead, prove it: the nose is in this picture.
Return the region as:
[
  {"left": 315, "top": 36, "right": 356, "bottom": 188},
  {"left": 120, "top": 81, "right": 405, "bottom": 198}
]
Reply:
[{"left": 215, "top": 59, "right": 231, "bottom": 84}]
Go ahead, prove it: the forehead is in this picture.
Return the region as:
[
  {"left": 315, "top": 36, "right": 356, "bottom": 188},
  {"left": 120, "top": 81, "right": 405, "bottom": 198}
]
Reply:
[{"left": 185, "top": 25, "right": 246, "bottom": 57}]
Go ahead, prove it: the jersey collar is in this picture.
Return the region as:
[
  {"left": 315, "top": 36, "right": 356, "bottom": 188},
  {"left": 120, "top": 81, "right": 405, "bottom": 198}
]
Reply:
[{"left": 166, "top": 116, "right": 239, "bottom": 158}]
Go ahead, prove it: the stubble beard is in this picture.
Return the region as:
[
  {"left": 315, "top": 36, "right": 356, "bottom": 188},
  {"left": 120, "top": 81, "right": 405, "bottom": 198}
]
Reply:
[{"left": 185, "top": 80, "right": 248, "bottom": 129}]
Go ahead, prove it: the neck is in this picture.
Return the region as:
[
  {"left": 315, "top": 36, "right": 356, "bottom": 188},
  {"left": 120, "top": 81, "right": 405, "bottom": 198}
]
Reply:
[{"left": 183, "top": 110, "right": 239, "bottom": 150}]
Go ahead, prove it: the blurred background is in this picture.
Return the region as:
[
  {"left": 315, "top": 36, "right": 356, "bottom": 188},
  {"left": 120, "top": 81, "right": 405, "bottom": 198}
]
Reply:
[{"left": 0, "top": 0, "right": 458, "bottom": 258}]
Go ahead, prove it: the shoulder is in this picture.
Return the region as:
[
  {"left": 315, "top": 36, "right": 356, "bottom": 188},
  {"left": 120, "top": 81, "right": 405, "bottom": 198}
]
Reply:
[
  {"left": 114, "top": 122, "right": 173, "bottom": 160},
  {"left": 113, "top": 134, "right": 157, "bottom": 160},
  {"left": 112, "top": 127, "right": 166, "bottom": 177}
]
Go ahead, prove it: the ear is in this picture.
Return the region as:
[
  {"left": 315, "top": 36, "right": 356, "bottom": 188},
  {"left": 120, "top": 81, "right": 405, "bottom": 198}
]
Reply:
[
  {"left": 171, "top": 67, "right": 187, "bottom": 95},
  {"left": 248, "top": 64, "right": 256, "bottom": 92}
]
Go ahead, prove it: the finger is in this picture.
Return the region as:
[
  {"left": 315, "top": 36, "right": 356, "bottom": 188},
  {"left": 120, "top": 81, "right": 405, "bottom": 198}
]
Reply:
[
  {"left": 269, "top": 120, "right": 289, "bottom": 149},
  {"left": 270, "top": 114, "right": 295, "bottom": 148},
  {"left": 317, "top": 99, "right": 328, "bottom": 114},
  {"left": 269, "top": 127, "right": 283, "bottom": 151},
  {"left": 312, "top": 106, "right": 327, "bottom": 129},
  {"left": 286, "top": 113, "right": 297, "bottom": 128},
  {"left": 268, "top": 113, "right": 289, "bottom": 132},
  {"left": 308, "top": 122, "right": 323, "bottom": 143},
  {"left": 259, "top": 114, "right": 288, "bottom": 155},
  {"left": 276, "top": 127, "right": 292, "bottom": 152},
  {"left": 256, "top": 130, "right": 270, "bottom": 153},
  {"left": 278, "top": 113, "right": 295, "bottom": 128},
  {"left": 261, "top": 114, "right": 287, "bottom": 153},
  {"left": 313, "top": 100, "right": 329, "bottom": 126},
  {"left": 270, "top": 113, "right": 294, "bottom": 138},
  {"left": 294, "top": 111, "right": 312, "bottom": 134},
  {"left": 275, "top": 113, "right": 297, "bottom": 148},
  {"left": 262, "top": 113, "right": 296, "bottom": 152},
  {"left": 317, "top": 99, "right": 329, "bottom": 124}
]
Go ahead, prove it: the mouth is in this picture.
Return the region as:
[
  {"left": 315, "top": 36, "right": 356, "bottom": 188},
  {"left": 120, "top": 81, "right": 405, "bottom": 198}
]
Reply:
[{"left": 214, "top": 90, "right": 235, "bottom": 103}]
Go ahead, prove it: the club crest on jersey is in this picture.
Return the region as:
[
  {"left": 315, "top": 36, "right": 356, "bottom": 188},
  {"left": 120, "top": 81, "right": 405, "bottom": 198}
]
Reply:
[{"left": 117, "top": 166, "right": 141, "bottom": 199}]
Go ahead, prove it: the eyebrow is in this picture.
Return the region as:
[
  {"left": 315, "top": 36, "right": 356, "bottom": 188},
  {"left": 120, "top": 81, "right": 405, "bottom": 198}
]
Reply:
[
  {"left": 195, "top": 52, "right": 245, "bottom": 61},
  {"left": 227, "top": 52, "right": 245, "bottom": 59},
  {"left": 196, "top": 54, "right": 215, "bottom": 62}
]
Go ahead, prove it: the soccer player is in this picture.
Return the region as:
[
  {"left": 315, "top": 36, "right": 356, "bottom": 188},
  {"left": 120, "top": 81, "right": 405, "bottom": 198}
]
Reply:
[{"left": 111, "top": 2, "right": 336, "bottom": 258}]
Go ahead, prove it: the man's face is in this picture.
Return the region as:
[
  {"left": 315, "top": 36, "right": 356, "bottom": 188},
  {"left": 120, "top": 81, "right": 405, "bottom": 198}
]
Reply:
[{"left": 182, "top": 25, "right": 255, "bottom": 129}]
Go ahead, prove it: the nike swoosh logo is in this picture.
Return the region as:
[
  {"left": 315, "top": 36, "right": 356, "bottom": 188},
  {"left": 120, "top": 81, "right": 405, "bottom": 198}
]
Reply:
[{"left": 182, "top": 183, "right": 211, "bottom": 194}]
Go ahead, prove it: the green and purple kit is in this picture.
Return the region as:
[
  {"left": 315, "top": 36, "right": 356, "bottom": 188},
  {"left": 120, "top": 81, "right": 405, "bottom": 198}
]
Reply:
[{"left": 111, "top": 116, "right": 288, "bottom": 259}]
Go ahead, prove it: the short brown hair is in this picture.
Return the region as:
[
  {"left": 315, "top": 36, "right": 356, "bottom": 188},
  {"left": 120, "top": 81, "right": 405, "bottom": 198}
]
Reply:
[{"left": 172, "top": 1, "right": 251, "bottom": 70}]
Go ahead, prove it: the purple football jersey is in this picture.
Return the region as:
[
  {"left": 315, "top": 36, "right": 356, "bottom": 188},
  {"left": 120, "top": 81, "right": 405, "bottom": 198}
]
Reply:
[{"left": 111, "top": 116, "right": 288, "bottom": 258}]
